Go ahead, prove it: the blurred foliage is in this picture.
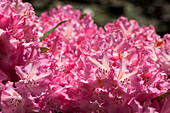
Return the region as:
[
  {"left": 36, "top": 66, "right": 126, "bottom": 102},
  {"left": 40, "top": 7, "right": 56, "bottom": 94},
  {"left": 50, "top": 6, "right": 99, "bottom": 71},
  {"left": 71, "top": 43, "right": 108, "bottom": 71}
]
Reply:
[{"left": 23, "top": 0, "right": 170, "bottom": 37}]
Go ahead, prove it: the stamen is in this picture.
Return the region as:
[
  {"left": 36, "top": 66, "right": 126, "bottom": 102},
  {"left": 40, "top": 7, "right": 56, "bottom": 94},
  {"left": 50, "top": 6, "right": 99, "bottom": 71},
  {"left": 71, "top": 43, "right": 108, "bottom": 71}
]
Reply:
[
  {"left": 10, "top": 98, "right": 21, "bottom": 111},
  {"left": 113, "top": 96, "right": 124, "bottom": 104}
]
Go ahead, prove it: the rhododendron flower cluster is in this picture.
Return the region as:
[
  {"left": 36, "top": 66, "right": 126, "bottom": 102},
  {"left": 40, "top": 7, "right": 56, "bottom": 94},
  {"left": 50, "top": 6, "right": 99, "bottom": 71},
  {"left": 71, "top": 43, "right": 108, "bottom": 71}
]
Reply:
[{"left": 0, "top": 0, "right": 170, "bottom": 113}]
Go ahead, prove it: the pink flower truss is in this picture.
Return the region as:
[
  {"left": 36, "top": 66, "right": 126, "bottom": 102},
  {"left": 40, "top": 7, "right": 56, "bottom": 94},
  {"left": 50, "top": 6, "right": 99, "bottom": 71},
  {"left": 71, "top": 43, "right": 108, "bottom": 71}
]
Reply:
[
  {"left": 0, "top": 0, "right": 170, "bottom": 113},
  {"left": 0, "top": 0, "right": 40, "bottom": 82}
]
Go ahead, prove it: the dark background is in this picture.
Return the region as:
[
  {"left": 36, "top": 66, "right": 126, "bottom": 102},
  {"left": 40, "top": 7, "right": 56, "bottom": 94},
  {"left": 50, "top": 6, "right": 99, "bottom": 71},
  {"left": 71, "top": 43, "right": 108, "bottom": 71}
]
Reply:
[{"left": 23, "top": 0, "right": 170, "bottom": 37}]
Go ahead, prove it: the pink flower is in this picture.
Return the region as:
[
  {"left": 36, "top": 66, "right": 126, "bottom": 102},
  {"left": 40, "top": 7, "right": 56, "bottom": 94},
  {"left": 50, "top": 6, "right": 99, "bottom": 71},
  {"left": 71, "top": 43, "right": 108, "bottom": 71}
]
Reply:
[
  {"left": 39, "top": 5, "right": 97, "bottom": 49},
  {"left": 0, "top": 1, "right": 169, "bottom": 112},
  {"left": 38, "top": 15, "right": 169, "bottom": 112},
  {"left": 0, "top": 0, "right": 40, "bottom": 82},
  {"left": 15, "top": 59, "right": 52, "bottom": 96},
  {"left": 1, "top": 82, "right": 39, "bottom": 113}
]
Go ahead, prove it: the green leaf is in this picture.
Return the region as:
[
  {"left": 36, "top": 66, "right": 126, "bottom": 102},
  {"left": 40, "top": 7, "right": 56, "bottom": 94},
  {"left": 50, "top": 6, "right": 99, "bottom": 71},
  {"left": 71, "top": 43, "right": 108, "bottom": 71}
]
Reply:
[
  {"left": 40, "top": 47, "right": 49, "bottom": 53},
  {"left": 151, "top": 90, "right": 170, "bottom": 102},
  {"left": 79, "top": 13, "right": 87, "bottom": 20},
  {"left": 39, "top": 20, "right": 68, "bottom": 41}
]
